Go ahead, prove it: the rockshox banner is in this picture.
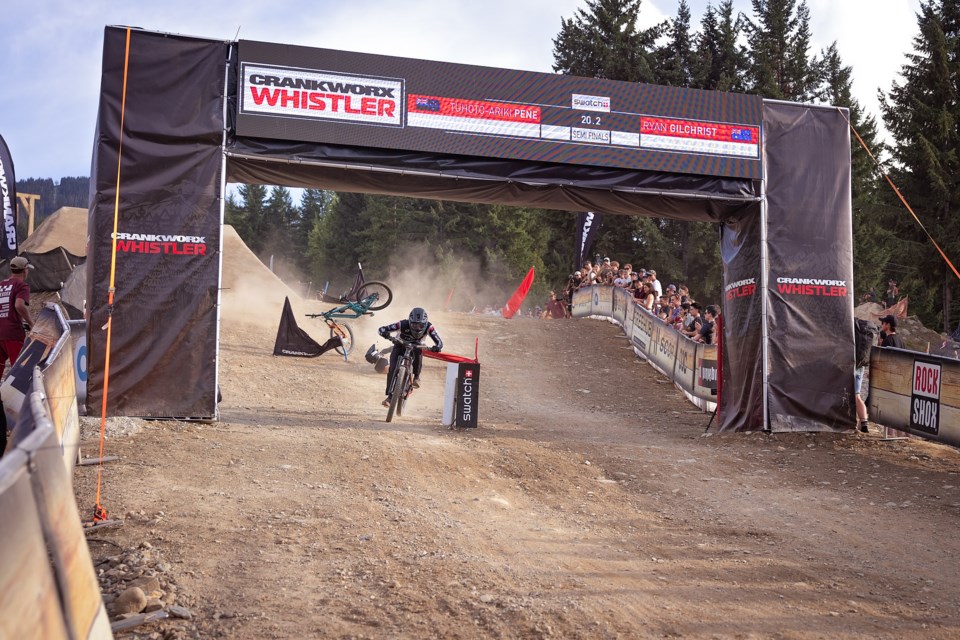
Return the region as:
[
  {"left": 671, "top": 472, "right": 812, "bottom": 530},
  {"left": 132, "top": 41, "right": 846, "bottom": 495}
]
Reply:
[
  {"left": 87, "top": 28, "right": 227, "bottom": 418},
  {"left": 868, "top": 347, "right": 960, "bottom": 448},
  {"left": 0, "top": 134, "right": 18, "bottom": 259},
  {"left": 763, "top": 103, "right": 855, "bottom": 432}
]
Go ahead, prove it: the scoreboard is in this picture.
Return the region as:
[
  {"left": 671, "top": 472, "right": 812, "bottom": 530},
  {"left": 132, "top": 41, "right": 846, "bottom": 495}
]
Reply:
[{"left": 236, "top": 40, "right": 764, "bottom": 180}]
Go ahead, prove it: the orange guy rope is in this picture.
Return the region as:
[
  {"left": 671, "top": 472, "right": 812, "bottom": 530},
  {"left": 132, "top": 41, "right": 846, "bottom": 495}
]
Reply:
[
  {"left": 93, "top": 28, "right": 132, "bottom": 521},
  {"left": 838, "top": 107, "right": 960, "bottom": 283}
]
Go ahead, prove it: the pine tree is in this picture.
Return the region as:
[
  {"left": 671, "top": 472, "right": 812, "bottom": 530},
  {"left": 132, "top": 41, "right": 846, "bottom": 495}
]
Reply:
[
  {"left": 746, "top": 0, "right": 820, "bottom": 101},
  {"left": 657, "top": 0, "right": 695, "bottom": 87},
  {"left": 552, "top": 0, "right": 664, "bottom": 83},
  {"left": 881, "top": 0, "right": 960, "bottom": 332},
  {"left": 694, "top": 1, "right": 748, "bottom": 92}
]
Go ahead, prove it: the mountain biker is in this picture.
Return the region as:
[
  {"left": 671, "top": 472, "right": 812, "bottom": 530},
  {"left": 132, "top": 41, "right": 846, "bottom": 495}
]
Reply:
[{"left": 377, "top": 307, "right": 443, "bottom": 407}]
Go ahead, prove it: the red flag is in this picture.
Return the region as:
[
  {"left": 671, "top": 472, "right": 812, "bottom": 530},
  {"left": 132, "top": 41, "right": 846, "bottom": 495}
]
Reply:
[{"left": 501, "top": 266, "right": 535, "bottom": 319}]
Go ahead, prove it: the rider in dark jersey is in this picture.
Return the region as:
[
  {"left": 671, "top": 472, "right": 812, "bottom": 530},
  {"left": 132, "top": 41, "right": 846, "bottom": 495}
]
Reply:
[{"left": 377, "top": 308, "right": 443, "bottom": 406}]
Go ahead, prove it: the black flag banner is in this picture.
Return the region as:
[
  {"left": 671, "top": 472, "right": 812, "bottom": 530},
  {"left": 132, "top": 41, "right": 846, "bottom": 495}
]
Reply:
[
  {"left": 274, "top": 297, "right": 342, "bottom": 357},
  {"left": 575, "top": 211, "right": 602, "bottom": 271},
  {"left": 0, "top": 134, "right": 18, "bottom": 259}
]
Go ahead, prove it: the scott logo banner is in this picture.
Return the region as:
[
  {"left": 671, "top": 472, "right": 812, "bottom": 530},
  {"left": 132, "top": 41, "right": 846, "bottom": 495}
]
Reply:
[
  {"left": 0, "top": 134, "right": 18, "bottom": 258},
  {"left": 241, "top": 64, "right": 403, "bottom": 127}
]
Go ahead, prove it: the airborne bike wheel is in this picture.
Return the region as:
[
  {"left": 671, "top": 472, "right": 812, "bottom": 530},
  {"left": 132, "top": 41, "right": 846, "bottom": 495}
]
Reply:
[
  {"left": 331, "top": 322, "right": 354, "bottom": 356},
  {"left": 386, "top": 369, "right": 407, "bottom": 422},
  {"left": 356, "top": 281, "right": 393, "bottom": 311}
]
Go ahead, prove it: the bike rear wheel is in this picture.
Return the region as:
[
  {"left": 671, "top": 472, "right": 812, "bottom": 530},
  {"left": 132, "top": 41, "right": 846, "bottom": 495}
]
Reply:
[
  {"left": 356, "top": 281, "right": 393, "bottom": 311},
  {"left": 330, "top": 322, "right": 354, "bottom": 355},
  {"left": 386, "top": 368, "right": 408, "bottom": 422}
]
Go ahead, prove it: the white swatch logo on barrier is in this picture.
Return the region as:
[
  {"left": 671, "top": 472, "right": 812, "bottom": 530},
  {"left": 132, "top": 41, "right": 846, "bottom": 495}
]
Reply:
[{"left": 911, "top": 361, "right": 941, "bottom": 434}]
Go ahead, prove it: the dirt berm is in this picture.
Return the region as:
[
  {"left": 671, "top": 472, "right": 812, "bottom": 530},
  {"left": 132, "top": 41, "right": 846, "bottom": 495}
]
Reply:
[{"left": 74, "top": 304, "right": 960, "bottom": 639}]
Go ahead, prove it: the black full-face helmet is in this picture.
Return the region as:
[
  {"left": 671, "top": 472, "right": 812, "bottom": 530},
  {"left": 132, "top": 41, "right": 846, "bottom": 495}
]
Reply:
[{"left": 409, "top": 307, "right": 428, "bottom": 337}]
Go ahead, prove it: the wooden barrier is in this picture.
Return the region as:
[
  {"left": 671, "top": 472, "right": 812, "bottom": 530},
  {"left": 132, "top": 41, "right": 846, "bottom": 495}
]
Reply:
[{"left": 868, "top": 346, "right": 960, "bottom": 448}]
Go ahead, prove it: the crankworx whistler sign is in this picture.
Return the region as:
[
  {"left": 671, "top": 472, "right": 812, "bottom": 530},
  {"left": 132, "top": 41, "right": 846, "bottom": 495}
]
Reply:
[{"left": 236, "top": 40, "right": 763, "bottom": 180}]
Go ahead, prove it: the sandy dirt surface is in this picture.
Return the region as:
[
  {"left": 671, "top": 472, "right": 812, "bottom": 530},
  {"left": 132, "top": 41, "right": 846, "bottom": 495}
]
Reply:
[{"left": 73, "top": 308, "right": 960, "bottom": 640}]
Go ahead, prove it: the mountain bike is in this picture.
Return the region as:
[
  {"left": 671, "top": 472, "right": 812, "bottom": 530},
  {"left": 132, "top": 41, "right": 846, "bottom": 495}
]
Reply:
[
  {"left": 385, "top": 337, "right": 423, "bottom": 422},
  {"left": 306, "top": 281, "right": 393, "bottom": 357}
]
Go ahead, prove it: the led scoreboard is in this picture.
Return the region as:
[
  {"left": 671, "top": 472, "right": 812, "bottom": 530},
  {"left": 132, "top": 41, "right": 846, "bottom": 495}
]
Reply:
[{"left": 236, "top": 40, "right": 764, "bottom": 180}]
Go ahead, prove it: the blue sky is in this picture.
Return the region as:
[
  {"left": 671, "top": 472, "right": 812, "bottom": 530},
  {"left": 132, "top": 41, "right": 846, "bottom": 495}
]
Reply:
[{"left": 1, "top": 0, "right": 921, "bottom": 181}]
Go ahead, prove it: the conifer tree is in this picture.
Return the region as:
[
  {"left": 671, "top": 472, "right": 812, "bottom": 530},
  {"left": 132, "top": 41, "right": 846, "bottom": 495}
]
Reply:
[
  {"left": 552, "top": 0, "right": 664, "bottom": 83},
  {"left": 881, "top": 0, "right": 960, "bottom": 331},
  {"left": 746, "top": 0, "right": 820, "bottom": 101},
  {"left": 695, "top": 1, "right": 748, "bottom": 92}
]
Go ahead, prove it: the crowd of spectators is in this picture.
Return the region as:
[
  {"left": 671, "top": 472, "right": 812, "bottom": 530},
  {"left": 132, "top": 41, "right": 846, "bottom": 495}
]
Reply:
[{"left": 542, "top": 256, "right": 720, "bottom": 345}]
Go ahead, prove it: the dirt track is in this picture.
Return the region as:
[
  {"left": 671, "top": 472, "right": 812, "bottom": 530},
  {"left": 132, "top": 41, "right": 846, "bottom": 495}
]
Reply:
[{"left": 76, "top": 311, "right": 960, "bottom": 639}]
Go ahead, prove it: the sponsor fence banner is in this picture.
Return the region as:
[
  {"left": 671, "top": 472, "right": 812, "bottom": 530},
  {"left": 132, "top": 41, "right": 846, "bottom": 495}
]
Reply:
[
  {"left": 868, "top": 346, "right": 959, "bottom": 448},
  {"left": 612, "top": 286, "right": 629, "bottom": 327},
  {"left": 70, "top": 320, "right": 88, "bottom": 415},
  {"left": 674, "top": 336, "right": 698, "bottom": 395},
  {"left": 571, "top": 285, "right": 716, "bottom": 410},
  {"left": 649, "top": 321, "right": 679, "bottom": 378},
  {"left": 571, "top": 287, "right": 592, "bottom": 318},
  {"left": 0, "top": 372, "right": 112, "bottom": 639}
]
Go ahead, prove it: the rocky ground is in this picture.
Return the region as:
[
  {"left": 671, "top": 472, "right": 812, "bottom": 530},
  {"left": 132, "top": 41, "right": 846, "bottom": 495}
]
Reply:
[{"left": 75, "top": 311, "right": 960, "bottom": 639}]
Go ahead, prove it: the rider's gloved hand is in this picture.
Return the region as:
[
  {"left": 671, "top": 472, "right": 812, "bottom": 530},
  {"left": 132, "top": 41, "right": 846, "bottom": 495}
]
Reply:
[{"left": 430, "top": 345, "right": 441, "bottom": 353}]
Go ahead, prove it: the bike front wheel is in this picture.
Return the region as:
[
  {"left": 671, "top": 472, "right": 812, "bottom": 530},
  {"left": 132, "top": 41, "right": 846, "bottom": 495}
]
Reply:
[
  {"left": 330, "top": 322, "right": 354, "bottom": 355},
  {"left": 356, "top": 281, "right": 393, "bottom": 311},
  {"left": 386, "top": 368, "right": 408, "bottom": 422}
]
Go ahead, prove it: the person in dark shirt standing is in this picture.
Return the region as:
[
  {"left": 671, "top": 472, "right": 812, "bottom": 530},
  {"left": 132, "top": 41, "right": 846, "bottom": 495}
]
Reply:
[
  {"left": 878, "top": 314, "right": 905, "bottom": 349},
  {"left": 0, "top": 256, "right": 34, "bottom": 378}
]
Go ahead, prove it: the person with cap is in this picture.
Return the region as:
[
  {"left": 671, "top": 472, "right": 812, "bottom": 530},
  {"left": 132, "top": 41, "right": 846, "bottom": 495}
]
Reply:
[
  {"left": 0, "top": 256, "right": 34, "bottom": 377},
  {"left": 879, "top": 314, "right": 904, "bottom": 349},
  {"left": 647, "top": 269, "right": 662, "bottom": 298}
]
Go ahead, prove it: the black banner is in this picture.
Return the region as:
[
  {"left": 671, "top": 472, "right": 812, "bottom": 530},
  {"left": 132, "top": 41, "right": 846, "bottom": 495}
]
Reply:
[
  {"left": 273, "top": 297, "right": 342, "bottom": 358},
  {"left": 87, "top": 28, "right": 227, "bottom": 418},
  {"left": 718, "top": 208, "right": 764, "bottom": 431},
  {"left": 455, "top": 362, "right": 480, "bottom": 428},
  {"left": 764, "top": 103, "right": 854, "bottom": 431},
  {"left": 575, "top": 212, "right": 602, "bottom": 271},
  {"left": 0, "top": 134, "right": 18, "bottom": 259}
]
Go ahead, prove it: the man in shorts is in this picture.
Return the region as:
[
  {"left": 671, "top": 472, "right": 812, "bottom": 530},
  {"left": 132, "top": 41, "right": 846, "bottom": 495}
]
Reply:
[{"left": 0, "top": 256, "right": 34, "bottom": 377}]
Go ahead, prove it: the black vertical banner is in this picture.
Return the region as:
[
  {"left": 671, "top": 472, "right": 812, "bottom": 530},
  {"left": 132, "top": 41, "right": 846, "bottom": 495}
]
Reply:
[
  {"left": 87, "top": 28, "right": 227, "bottom": 417},
  {"left": 575, "top": 211, "right": 602, "bottom": 270},
  {"left": 0, "top": 134, "right": 18, "bottom": 259},
  {"left": 718, "top": 207, "right": 764, "bottom": 431},
  {"left": 764, "top": 103, "right": 854, "bottom": 431},
  {"left": 455, "top": 363, "right": 480, "bottom": 428}
]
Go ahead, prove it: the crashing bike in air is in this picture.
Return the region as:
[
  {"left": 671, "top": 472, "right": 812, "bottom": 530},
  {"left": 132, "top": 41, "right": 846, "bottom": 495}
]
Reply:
[{"left": 378, "top": 308, "right": 442, "bottom": 417}]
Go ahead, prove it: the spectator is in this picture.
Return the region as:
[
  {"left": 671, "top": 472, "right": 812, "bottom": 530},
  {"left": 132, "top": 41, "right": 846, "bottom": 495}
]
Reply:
[
  {"left": 647, "top": 269, "right": 663, "bottom": 298},
  {"left": 682, "top": 302, "right": 703, "bottom": 338},
  {"left": 695, "top": 305, "right": 718, "bottom": 344},
  {"left": 0, "top": 256, "right": 34, "bottom": 378},
  {"left": 883, "top": 280, "right": 899, "bottom": 309},
  {"left": 542, "top": 291, "right": 567, "bottom": 319},
  {"left": 879, "top": 314, "right": 904, "bottom": 349},
  {"left": 639, "top": 282, "right": 656, "bottom": 312}
]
